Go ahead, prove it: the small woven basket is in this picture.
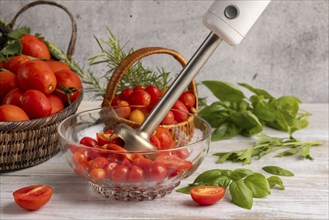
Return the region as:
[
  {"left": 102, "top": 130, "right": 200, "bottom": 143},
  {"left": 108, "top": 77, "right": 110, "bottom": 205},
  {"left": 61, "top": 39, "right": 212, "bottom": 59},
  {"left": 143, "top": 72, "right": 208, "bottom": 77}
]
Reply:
[
  {"left": 102, "top": 47, "right": 198, "bottom": 141},
  {"left": 0, "top": 0, "right": 81, "bottom": 172}
]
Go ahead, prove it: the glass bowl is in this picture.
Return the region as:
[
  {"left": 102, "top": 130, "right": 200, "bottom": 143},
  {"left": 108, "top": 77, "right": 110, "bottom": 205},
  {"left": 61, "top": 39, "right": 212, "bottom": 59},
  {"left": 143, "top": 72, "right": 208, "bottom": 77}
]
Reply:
[{"left": 58, "top": 107, "right": 211, "bottom": 201}]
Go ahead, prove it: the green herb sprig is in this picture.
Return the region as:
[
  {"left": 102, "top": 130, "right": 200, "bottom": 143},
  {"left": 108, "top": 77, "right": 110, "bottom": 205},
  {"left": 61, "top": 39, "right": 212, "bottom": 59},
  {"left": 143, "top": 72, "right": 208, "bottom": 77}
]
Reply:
[
  {"left": 199, "top": 81, "right": 311, "bottom": 141},
  {"left": 177, "top": 167, "right": 290, "bottom": 209},
  {"left": 213, "top": 133, "right": 322, "bottom": 164}
]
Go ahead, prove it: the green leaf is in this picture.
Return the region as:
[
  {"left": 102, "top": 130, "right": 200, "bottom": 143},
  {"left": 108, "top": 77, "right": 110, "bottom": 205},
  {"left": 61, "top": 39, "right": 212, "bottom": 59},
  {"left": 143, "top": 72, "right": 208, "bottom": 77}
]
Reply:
[
  {"left": 202, "top": 81, "right": 245, "bottom": 102},
  {"left": 233, "top": 168, "right": 254, "bottom": 179},
  {"left": 230, "top": 180, "right": 253, "bottom": 209},
  {"left": 239, "top": 83, "right": 274, "bottom": 99},
  {"left": 300, "top": 144, "right": 314, "bottom": 160},
  {"left": 244, "top": 173, "right": 271, "bottom": 198},
  {"left": 236, "top": 146, "right": 254, "bottom": 164},
  {"left": 230, "top": 110, "right": 263, "bottom": 136},
  {"left": 0, "top": 39, "right": 22, "bottom": 56},
  {"left": 275, "top": 96, "right": 301, "bottom": 118},
  {"left": 214, "top": 152, "right": 234, "bottom": 164},
  {"left": 194, "top": 169, "right": 223, "bottom": 184},
  {"left": 211, "top": 123, "right": 240, "bottom": 141},
  {"left": 262, "top": 166, "right": 294, "bottom": 176},
  {"left": 275, "top": 148, "right": 299, "bottom": 157},
  {"left": 7, "top": 26, "right": 30, "bottom": 39},
  {"left": 267, "top": 176, "right": 285, "bottom": 190},
  {"left": 175, "top": 186, "right": 191, "bottom": 194}
]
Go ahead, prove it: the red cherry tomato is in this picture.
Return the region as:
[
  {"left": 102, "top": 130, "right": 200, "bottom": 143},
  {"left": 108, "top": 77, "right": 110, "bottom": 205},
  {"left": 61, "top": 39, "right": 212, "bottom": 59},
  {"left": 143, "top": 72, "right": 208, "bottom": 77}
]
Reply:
[
  {"left": 134, "top": 85, "right": 145, "bottom": 90},
  {"left": 0, "top": 70, "right": 17, "bottom": 103},
  {"left": 111, "top": 97, "right": 121, "bottom": 106},
  {"left": 161, "top": 110, "right": 175, "bottom": 125},
  {"left": 150, "top": 134, "right": 161, "bottom": 149},
  {"left": 0, "top": 104, "right": 29, "bottom": 121},
  {"left": 89, "top": 168, "right": 106, "bottom": 181},
  {"left": 46, "top": 60, "right": 70, "bottom": 73},
  {"left": 154, "top": 127, "right": 173, "bottom": 149},
  {"left": 89, "top": 157, "right": 110, "bottom": 170},
  {"left": 73, "top": 151, "right": 89, "bottom": 166},
  {"left": 179, "top": 91, "right": 195, "bottom": 109},
  {"left": 104, "top": 162, "right": 117, "bottom": 177},
  {"left": 20, "top": 34, "right": 51, "bottom": 60},
  {"left": 174, "top": 148, "right": 190, "bottom": 159},
  {"left": 145, "top": 85, "right": 161, "bottom": 104},
  {"left": 2, "top": 88, "right": 23, "bottom": 107},
  {"left": 172, "top": 100, "right": 189, "bottom": 122},
  {"left": 128, "top": 90, "right": 151, "bottom": 106},
  {"left": 111, "top": 165, "right": 129, "bottom": 182},
  {"left": 119, "top": 88, "right": 134, "bottom": 101},
  {"left": 127, "top": 165, "right": 144, "bottom": 183},
  {"left": 21, "top": 90, "right": 52, "bottom": 119},
  {"left": 17, "top": 60, "right": 56, "bottom": 95},
  {"left": 47, "top": 94, "right": 64, "bottom": 115},
  {"left": 190, "top": 186, "right": 226, "bottom": 206},
  {"left": 155, "top": 154, "right": 192, "bottom": 176},
  {"left": 13, "top": 185, "right": 53, "bottom": 211},
  {"left": 79, "top": 136, "right": 99, "bottom": 148},
  {"left": 54, "top": 69, "right": 82, "bottom": 104},
  {"left": 74, "top": 162, "right": 89, "bottom": 178},
  {"left": 132, "top": 157, "right": 153, "bottom": 170},
  {"left": 0, "top": 60, "right": 7, "bottom": 69},
  {"left": 114, "top": 100, "right": 131, "bottom": 119},
  {"left": 6, "top": 55, "right": 30, "bottom": 74},
  {"left": 147, "top": 162, "right": 168, "bottom": 182}
]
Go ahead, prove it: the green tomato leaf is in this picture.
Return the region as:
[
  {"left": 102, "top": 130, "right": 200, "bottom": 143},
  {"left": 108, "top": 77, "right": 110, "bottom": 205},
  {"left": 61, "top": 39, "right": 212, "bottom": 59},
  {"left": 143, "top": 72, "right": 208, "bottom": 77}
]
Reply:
[
  {"left": 230, "top": 180, "right": 253, "bottom": 210},
  {"left": 238, "top": 83, "right": 274, "bottom": 99},
  {"left": 244, "top": 173, "right": 271, "bottom": 198},
  {"left": 267, "top": 176, "right": 285, "bottom": 190},
  {"left": 211, "top": 122, "right": 240, "bottom": 141},
  {"left": 0, "top": 39, "right": 22, "bottom": 56},
  {"left": 7, "top": 26, "right": 30, "bottom": 39},
  {"left": 202, "top": 81, "right": 245, "bottom": 102},
  {"left": 262, "top": 166, "right": 294, "bottom": 176}
]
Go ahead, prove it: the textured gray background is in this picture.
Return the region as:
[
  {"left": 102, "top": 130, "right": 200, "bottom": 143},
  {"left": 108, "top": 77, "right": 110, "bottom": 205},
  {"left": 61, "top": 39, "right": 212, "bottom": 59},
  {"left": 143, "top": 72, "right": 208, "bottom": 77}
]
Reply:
[{"left": 0, "top": 0, "right": 328, "bottom": 103}]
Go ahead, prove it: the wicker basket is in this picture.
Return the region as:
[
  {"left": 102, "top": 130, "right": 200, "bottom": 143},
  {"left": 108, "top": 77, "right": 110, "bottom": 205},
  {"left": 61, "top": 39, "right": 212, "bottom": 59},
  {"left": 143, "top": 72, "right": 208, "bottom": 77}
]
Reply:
[
  {"left": 102, "top": 47, "right": 198, "bottom": 141},
  {"left": 0, "top": 0, "right": 81, "bottom": 172}
]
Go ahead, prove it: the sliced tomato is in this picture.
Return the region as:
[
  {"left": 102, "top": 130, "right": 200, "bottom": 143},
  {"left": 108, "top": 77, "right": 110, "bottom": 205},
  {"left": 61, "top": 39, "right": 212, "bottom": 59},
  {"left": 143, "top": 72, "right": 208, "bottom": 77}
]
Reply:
[
  {"left": 13, "top": 185, "right": 53, "bottom": 211},
  {"left": 155, "top": 154, "right": 192, "bottom": 177},
  {"left": 190, "top": 186, "right": 226, "bottom": 206}
]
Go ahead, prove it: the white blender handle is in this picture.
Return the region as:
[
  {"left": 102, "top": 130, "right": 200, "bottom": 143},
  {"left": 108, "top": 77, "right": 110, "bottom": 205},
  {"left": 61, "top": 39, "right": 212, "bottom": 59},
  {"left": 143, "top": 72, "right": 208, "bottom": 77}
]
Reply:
[{"left": 203, "top": 0, "right": 271, "bottom": 46}]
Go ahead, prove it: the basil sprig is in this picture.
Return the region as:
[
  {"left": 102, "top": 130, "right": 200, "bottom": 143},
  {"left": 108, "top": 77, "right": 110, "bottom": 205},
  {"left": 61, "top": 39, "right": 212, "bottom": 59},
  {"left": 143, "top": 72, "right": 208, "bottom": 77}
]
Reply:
[
  {"left": 262, "top": 166, "right": 294, "bottom": 176},
  {"left": 177, "top": 168, "right": 285, "bottom": 210},
  {"left": 199, "top": 81, "right": 310, "bottom": 141}
]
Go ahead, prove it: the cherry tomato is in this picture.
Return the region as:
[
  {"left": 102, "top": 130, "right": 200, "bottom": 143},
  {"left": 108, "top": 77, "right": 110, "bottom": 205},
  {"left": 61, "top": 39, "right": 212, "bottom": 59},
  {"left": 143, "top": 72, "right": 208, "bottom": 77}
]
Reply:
[
  {"left": 47, "top": 94, "right": 64, "bottom": 115},
  {"left": 150, "top": 134, "right": 161, "bottom": 149},
  {"left": 17, "top": 60, "right": 56, "bottom": 95},
  {"left": 0, "top": 70, "right": 17, "bottom": 103},
  {"left": 2, "top": 88, "right": 23, "bottom": 107},
  {"left": 128, "top": 90, "right": 151, "bottom": 106},
  {"left": 96, "top": 133, "right": 111, "bottom": 146},
  {"left": 145, "top": 85, "right": 161, "bottom": 104},
  {"left": 132, "top": 157, "right": 153, "bottom": 170},
  {"left": 114, "top": 100, "right": 131, "bottom": 119},
  {"left": 154, "top": 127, "right": 173, "bottom": 149},
  {"left": 119, "top": 88, "right": 134, "bottom": 101},
  {"left": 79, "top": 136, "right": 99, "bottom": 148},
  {"left": 110, "top": 165, "right": 129, "bottom": 182},
  {"left": 21, "top": 90, "right": 52, "bottom": 119},
  {"left": 161, "top": 110, "right": 175, "bottom": 125},
  {"left": 104, "top": 162, "right": 117, "bottom": 177},
  {"left": 172, "top": 100, "right": 189, "bottom": 122},
  {"left": 179, "top": 91, "right": 195, "bottom": 109},
  {"left": 13, "top": 185, "right": 53, "bottom": 211},
  {"left": 147, "top": 162, "right": 168, "bottom": 182},
  {"left": 89, "top": 168, "right": 106, "bottom": 181},
  {"left": 6, "top": 55, "right": 30, "bottom": 74},
  {"left": 134, "top": 85, "right": 145, "bottom": 90},
  {"left": 89, "top": 157, "right": 110, "bottom": 170},
  {"left": 74, "top": 162, "right": 90, "bottom": 178},
  {"left": 20, "top": 34, "right": 50, "bottom": 60},
  {"left": 46, "top": 60, "right": 70, "bottom": 73},
  {"left": 190, "top": 186, "right": 226, "bottom": 206},
  {"left": 73, "top": 151, "right": 89, "bottom": 165},
  {"left": 111, "top": 96, "right": 121, "bottom": 106},
  {"left": 129, "top": 109, "right": 145, "bottom": 124},
  {"left": 0, "top": 104, "right": 29, "bottom": 121},
  {"left": 174, "top": 148, "right": 190, "bottom": 159},
  {"left": 127, "top": 165, "right": 144, "bottom": 183},
  {"left": 0, "top": 60, "right": 7, "bottom": 69},
  {"left": 53, "top": 69, "right": 82, "bottom": 104},
  {"left": 155, "top": 154, "right": 192, "bottom": 176}
]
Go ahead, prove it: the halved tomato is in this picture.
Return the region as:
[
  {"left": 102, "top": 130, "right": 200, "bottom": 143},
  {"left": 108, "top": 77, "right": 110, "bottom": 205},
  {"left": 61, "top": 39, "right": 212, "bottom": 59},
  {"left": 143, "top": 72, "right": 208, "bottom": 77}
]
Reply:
[
  {"left": 190, "top": 186, "right": 226, "bottom": 206},
  {"left": 13, "top": 185, "right": 53, "bottom": 211}
]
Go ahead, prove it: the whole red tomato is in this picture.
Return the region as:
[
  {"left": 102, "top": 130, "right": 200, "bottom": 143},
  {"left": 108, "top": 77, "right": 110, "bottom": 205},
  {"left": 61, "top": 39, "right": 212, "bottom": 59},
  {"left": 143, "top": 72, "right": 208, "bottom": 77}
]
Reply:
[
  {"left": 46, "top": 60, "right": 70, "bottom": 73},
  {"left": 47, "top": 94, "right": 64, "bottom": 115},
  {"left": 21, "top": 90, "right": 52, "bottom": 119},
  {"left": 0, "top": 104, "right": 29, "bottom": 121},
  {"left": 172, "top": 100, "right": 189, "bottom": 122},
  {"left": 20, "top": 34, "right": 51, "bottom": 60},
  {"left": 145, "top": 85, "right": 161, "bottom": 104},
  {"left": 2, "top": 88, "right": 24, "bottom": 107},
  {"left": 179, "top": 91, "right": 195, "bottom": 109},
  {"left": 53, "top": 69, "right": 82, "bottom": 104},
  {"left": 128, "top": 90, "right": 151, "bottom": 106},
  {"left": 161, "top": 110, "right": 175, "bottom": 125},
  {"left": 119, "top": 88, "right": 134, "bottom": 101},
  {"left": 13, "top": 185, "right": 53, "bottom": 211},
  {"left": 17, "top": 60, "right": 57, "bottom": 95},
  {"left": 6, "top": 55, "right": 30, "bottom": 74},
  {"left": 0, "top": 70, "right": 17, "bottom": 103},
  {"left": 154, "top": 127, "right": 173, "bottom": 149}
]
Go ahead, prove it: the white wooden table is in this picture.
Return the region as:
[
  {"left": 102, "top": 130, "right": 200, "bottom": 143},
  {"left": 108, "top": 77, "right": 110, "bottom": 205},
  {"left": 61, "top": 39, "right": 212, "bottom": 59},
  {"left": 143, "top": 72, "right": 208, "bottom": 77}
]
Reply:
[{"left": 1, "top": 102, "right": 328, "bottom": 219}]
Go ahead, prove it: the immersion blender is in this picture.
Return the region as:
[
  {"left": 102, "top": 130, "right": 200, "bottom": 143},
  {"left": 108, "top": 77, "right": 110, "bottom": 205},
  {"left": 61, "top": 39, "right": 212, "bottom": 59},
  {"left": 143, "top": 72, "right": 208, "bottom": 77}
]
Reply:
[{"left": 112, "top": 0, "right": 271, "bottom": 151}]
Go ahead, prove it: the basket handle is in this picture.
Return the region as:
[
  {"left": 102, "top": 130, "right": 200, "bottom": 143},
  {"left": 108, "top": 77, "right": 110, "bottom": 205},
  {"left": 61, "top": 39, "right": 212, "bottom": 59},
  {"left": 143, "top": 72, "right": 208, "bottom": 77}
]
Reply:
[
  {"left": 102, "top": 47, "right": 198, "bottom": 109},
  {"left": 8, "top": 0, "right": 77, "bottom": 60}
]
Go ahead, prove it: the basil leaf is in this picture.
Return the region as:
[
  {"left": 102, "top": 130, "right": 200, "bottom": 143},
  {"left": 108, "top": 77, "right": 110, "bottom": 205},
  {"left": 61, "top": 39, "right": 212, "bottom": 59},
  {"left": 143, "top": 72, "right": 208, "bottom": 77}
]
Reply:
[
  {"left": 236, "top": 147, "right": 254, "bottom": 164},
  {"left": 211, "top": 122, "right": 240, "bottom": 141},
  {"left": 262, "top": 166, "right": 294, "bottom": 176},
  {"left": 214, "top": 152, "right": 235, "bottom": 164},
  {"left": 267, "top": 176, "right": 285, "bottom": 190},
  {"left": 194, "top": 169, "right": 223, "bottom": 184},
  {"left": 230, "top": 110, "right": 263, "bottom": 136},
  {"left": 7, "top": 26, "right": 30, "bottom": 39},
  {"left": 239, "top": 83, "right": 274, "bottom": 99},
  {"left": 233, "top": 168, "right": 254, "bottom": 179},
  {"left": 212, "top": 175, "right": 231, "bottom": 188},
  {"left": 275, "top": 148, "right": 299, "bottom": 157},
  {"left": 244, "top": 173, "right": 271, "bottom": 198},
  {"left": 202, "top": 81, "right": 245, "bottom": 102},
  {"left": 175, "top": 186, "right": 191, "bottom": 194},
  {"left": 230, "top": 180, "right": 253, "bottom": 210},
  {"left": 300, "top": 144, "right": 314, "bottom": 160}
]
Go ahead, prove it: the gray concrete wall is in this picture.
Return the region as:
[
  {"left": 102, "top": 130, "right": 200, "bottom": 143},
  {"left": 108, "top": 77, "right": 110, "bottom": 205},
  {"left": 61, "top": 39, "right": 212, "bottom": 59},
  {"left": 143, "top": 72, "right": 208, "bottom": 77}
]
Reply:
[{"left": 0, "top": 0, "right": 328, "bottom": 103}]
